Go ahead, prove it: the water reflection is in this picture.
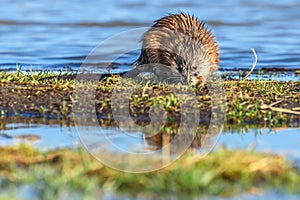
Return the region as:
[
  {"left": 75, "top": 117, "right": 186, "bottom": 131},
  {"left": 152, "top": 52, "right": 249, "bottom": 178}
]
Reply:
[
  {"left": 75, "top": 119, "right": 221, "bottom": 172},
  {"left": 0, "top": 117, "right": 299, "bottom": 165}
]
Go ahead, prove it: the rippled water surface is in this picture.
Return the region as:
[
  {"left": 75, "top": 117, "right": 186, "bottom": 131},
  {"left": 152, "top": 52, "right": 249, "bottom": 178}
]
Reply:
[{"left": 1, "top": 0, "right": 300, "bottom": 72}]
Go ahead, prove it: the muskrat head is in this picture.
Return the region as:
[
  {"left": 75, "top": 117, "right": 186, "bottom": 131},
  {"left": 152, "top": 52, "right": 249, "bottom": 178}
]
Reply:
[{"left": 177, "top": 45, "right": 219, "bottom": 86}]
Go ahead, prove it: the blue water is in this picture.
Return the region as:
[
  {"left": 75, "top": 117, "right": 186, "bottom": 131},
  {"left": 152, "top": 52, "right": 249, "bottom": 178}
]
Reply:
[
  {"left": 1, "top": 0, "right": 300, "bottom": 72},
  {"left": 2, "top": 121, "right": 299, "bottom": 164}
]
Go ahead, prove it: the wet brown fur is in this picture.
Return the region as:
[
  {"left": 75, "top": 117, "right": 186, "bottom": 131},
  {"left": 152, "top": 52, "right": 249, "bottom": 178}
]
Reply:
[{"left": 132, "top": 12, "right": 220, "bottom": 84}]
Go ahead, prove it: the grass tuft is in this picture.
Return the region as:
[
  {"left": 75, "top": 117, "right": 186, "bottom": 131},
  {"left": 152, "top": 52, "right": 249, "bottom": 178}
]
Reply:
[{"left": 0, "top": 144, "right": 299, "bottom": 198}]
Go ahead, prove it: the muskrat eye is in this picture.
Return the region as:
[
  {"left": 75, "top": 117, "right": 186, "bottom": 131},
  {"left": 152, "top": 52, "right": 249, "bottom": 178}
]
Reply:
[{"left": 193, "top": 72, "right": 200, "bottom": 77}]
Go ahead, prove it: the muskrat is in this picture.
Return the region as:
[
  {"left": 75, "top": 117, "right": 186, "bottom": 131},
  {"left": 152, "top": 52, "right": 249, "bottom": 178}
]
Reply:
[{"left": 127, "top": 12, "right": 220, "bottom": 85}]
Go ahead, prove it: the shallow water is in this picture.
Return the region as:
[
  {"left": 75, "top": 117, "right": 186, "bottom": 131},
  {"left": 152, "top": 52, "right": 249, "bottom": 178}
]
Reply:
[
  {"left": 0, "top": 0, "right": 300, "bottom": 73},
  {"left": 1, "top": 120, "right": 299, "bottom": 166},
  {"left": 1, "top": 119, "right": 300, "bottom": 197},
  {"left": 218, "top": 128, "right": 300, "bottom": 162},
  {"left": 0, "top": 122, "right": 78, "bottom": 149}
]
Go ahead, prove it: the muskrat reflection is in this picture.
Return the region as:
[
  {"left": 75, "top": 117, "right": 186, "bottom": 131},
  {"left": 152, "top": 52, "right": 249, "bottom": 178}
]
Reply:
[{"left": 143, "top": 123, "right": 216, "bottom": 152}]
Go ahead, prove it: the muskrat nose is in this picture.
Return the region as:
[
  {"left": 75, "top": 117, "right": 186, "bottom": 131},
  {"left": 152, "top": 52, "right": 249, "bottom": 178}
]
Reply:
[
  {"left": 189, "top": 73, "right": 205, "bottom": 86},
  {"left": 193, "top": 72, "right": 201, "bottom": 77}
]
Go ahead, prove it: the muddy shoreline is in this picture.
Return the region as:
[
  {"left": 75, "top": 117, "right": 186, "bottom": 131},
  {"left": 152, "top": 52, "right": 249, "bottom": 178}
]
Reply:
[{"left": 0, "top": 72, "right": 299, "bottom": 127}]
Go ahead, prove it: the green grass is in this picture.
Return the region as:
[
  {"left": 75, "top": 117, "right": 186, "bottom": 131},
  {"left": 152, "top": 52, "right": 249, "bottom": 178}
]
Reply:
[
  {"left": 0, "top": 71, "right": 299, "bottom": 128},
  {"left": 0, "top": 144, "right": 299, "bottom": 199}
]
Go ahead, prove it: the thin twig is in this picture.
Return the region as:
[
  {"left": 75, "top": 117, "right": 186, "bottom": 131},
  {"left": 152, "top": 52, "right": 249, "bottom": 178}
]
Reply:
[
  {"left": 269, "top": 107, "right": 300, "bottom": 115},
  {"left": 243, "top": 48, "right": 258, "bottom": 80},
  {"left": 292, "top": 107, "right": 300, "bottom": 111},
  {"left": 269, "top": 100, "right": 282, "bottom": 108},
  {"left": 261, "top": 101, "right": 300, "bottom": 115},
  {"left": 142, "top": 80, "right": 150, "bottom": 97}
]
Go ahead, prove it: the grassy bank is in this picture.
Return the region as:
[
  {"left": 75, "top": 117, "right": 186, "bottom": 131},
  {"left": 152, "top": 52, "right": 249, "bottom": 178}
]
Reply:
[
  {"left": 0, "top": 144, "right": 299, "bottom": 199},
  {"left": 0, "top": 71, "right": 299, "bottom": 128}
]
